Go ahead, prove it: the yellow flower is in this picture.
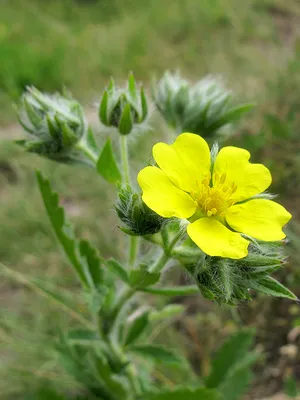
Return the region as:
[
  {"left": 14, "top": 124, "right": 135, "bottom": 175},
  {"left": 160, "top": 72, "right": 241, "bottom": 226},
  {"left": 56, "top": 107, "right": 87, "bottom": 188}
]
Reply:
[{"left": 137, "top": 133, "right": 291, "bottom": 259}]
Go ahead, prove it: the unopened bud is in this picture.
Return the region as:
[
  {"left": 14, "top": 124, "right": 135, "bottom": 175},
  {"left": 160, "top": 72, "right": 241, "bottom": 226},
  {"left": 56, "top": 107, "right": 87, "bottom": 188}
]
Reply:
[
  {"left": 184, "top": 241, "right": 294, "bottom": 304},
  {"left": 17, "top": 87, "right": 87, "bottom": 163},
  {"left": 153, "top": 71, "right": 253, "bottom": 139},
  {"left": 115, "top": 185, "right": 166, "bottom": 236},
  {"left": 99, "top": 73, "right": 148, "bottom": 135}
]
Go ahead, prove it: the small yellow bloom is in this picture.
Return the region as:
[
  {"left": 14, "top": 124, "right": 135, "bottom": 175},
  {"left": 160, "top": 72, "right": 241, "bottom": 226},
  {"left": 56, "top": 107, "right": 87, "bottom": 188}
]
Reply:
[{"left": 137, "top": 133, "right": 291, "bottom": 259}]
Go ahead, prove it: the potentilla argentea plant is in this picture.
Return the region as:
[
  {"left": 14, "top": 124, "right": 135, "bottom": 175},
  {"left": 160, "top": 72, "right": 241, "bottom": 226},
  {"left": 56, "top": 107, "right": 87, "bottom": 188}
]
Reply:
[{"left": 6, "top": 73, "right": 297, "bottom": 399}]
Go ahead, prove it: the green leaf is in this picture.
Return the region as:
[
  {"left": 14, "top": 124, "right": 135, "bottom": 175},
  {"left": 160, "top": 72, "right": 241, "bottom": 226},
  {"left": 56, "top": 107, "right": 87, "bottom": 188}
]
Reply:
[
  {"left": 79, "top": 240, "right": 103, "bottom": 286},
  {"left": 129, "top": 268, "right": 160, "bottom": 289},
  {"left": 124, "top": 310, "right": 150, "bottom": 346},
  {"left": 99, "top": 90, "right": 109, "bottom": 125},
  {"left": 205, "top": 330, "right": 255, "bottom": 388},
  {"left": 219, "top": 365, "right": 253, "bottom": 400},
  {"left": 142, "top": 285, "right": 199, "bottom": 296},
  {"left": 96, "top": 139, "right": 121, "bottom": 184},
  {"left": 118, "top": 103, "right": 133, "bottom": 135},
  {"left": 106, "top": 259, "right": 129, "bottom": 283},
  {"left": 140, "top": 387, "right": 221, "bottom": 400},
  {"left": 219, "top": 351, "right": 258, "bottom": 400},
  {"left": 247, "top": 276, "right": 297, "bottom": 300},
  {"left": 36, "top": 171, "right": 89, "bottom": 287},
  {"left": 129, "top": 345, "right": 182, "bottom": 366},
  {"left": 140, "top": 86, "right": 148, "bottom": 120}
]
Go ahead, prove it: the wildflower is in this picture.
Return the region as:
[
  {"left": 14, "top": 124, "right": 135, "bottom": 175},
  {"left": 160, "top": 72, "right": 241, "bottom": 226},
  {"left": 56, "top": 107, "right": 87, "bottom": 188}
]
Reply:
[{"left": 137, "top": 133, "right": 291, "bottom": 259}]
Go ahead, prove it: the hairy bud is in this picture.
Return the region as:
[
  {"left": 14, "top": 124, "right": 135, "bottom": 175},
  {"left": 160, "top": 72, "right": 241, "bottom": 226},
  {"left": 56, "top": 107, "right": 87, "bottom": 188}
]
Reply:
[
  {"left": 99, "top": 73, "right": 148, "bottom": 135},
  {"left": 153, "top": 71, "right": 253, "bottom": 139},
  {"left": 115, "top": 185, "right": 166, "bottom": 236},
  {"left": 183, "top": 241, "right": 296, "bottom": 304},
  {"left": 17, "top": 87, "right": 88, "bottom": 164}
]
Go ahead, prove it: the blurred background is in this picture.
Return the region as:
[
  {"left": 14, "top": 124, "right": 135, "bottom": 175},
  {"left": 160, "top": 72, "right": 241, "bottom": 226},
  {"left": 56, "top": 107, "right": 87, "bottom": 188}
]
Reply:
[{"left": 1, "top": 0, "right": 300, "bottom": 399}]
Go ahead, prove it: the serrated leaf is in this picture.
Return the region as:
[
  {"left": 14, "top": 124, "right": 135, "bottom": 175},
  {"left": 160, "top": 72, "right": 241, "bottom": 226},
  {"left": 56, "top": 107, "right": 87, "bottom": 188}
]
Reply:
[
  {"left": 129, "top": 345, "right": 182, "bottom": 366},
  {"left": 140, "top": 386, "right": 221, "bottom": 400},
  {"left": 79, "top": 240, "right": 103, "bottom": 286},
  {"left": 99, "top": 90, "right": 109, "bottom": 125},
  {"left": 205, "top": 330, "right": 255, "bottom": 388},
  {"left": 36, "top": 171, "right": 89, "bottom": 286},
  {"left": 142, "top": 285, "right": 199, "bottom": 296},
  {"left": 247, "top": 276, "right": 297, "bottom": 300},
  {"left": 128, "top": 269, "right": 160, "bottom": 289},
  {"left": 124, "top": 310, "right": 150, "bottom": 346},
  {"left": 106, "top": 259, "right": 129, "bottom": 283},
  {"left": 118, "top": 103, "right": 133, "bottom": 135},
  {"left": 96, "top": 139, "right": 121, "bottom": 184}
]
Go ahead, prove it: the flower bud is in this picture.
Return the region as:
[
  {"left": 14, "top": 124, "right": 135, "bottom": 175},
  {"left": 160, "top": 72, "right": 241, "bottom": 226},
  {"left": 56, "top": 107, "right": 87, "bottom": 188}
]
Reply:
[
  {"left": 99, "top": 73, "right": 148, "bottom": 135},
  {"left": 153, "top": 71, "right": 253, "bottom": 139},
  {"left": 115, "top": 185, "right": 166, "bottom": 236},
  {"left": 184, "top": 241, "right": 294, "bottom": 304},
  {"left": 17, "top": 87, "right": 88, "bottom": 163}
]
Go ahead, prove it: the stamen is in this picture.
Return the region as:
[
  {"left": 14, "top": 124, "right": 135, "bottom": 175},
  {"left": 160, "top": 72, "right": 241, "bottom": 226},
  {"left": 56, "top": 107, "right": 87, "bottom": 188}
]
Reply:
[{"left": 220, "top": 173, "right": 226, "bottom": 184}]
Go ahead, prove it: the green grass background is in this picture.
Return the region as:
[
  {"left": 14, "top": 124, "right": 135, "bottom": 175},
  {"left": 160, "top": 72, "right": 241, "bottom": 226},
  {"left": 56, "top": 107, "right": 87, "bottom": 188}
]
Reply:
[{"left": 1, "top": 0, "right": 300, "bottom": 398}]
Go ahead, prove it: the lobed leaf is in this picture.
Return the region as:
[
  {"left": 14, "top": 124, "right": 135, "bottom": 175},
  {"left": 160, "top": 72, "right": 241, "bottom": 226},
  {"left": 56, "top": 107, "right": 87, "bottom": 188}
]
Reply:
[{"left": 36, "top": 171, "right": 103, "bottom": 291}]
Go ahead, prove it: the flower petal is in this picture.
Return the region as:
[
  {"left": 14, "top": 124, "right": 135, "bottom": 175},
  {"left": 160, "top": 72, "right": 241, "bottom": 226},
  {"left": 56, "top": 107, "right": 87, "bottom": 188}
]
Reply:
[
  {"left": 187, "top": 217, "right": 249, "bottom": 259},
  {"left": 153, "top": 132, "right": 211, "bottom": 192},
  {"left": 214, "top": 146, "right": 272, "bottom": 202},
  {"left": 226, "top": 199, "right": 291, "bottom": 241},
  {"left": 137, "top": 166, "right": 197, "bottom": 218}
]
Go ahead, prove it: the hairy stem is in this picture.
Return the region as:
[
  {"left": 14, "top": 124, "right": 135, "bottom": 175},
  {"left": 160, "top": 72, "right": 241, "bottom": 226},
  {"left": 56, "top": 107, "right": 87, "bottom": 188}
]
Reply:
[
  {"left": 76, "top": 140, "right": 98, "bottom": 164},
  {"left": 150, "top": 230, "right": 183, "bottom": 273},
  {"left": 129, "top": 236, "right": 139, "bottom": 267},
  {"left": 120, "top": 135, "right": 131, "bottom": 185}
]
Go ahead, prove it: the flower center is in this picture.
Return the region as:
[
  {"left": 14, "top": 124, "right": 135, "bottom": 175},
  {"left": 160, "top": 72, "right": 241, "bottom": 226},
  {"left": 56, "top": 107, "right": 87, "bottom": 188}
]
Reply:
[{"left": 191, "top": 172, "right": 237, "bottom": 217}]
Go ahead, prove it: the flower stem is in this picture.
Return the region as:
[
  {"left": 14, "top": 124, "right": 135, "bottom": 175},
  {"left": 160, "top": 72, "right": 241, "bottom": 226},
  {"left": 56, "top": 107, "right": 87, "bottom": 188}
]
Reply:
[
  {"left": 110, "top": 287, "right": 136, "bottom": 323},
  {"left": 120, "top": 135, "right": 131, "bottom": 185},
  {"left": 150, "top": 230, "right": 183, "bottom": 273},
  {"left": 76, "top": 140, "right": 98, "bottom": 164},
  {"left": 129, "top": 236, "right": 139, "bottom": 267},
  {"left": 119, "top": 135, "right": 140, "bottom": 268}
]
